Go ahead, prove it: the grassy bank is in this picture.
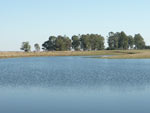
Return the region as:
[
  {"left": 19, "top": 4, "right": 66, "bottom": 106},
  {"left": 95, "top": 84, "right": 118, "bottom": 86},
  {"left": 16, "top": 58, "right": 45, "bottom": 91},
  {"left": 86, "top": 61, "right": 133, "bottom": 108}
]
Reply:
[
  {"left": 0, "top": 50, "right": 150, "bottom": 59},
  {"left": 0, "top": 51, "right": 120, "bottom": 59},
  {"left": 103, "top": 50, "right": 150, "bottom": 59}
]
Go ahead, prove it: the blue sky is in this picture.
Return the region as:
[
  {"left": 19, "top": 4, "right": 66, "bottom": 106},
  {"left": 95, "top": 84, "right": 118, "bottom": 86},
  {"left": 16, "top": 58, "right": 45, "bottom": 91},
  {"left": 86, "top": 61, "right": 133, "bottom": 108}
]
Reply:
[{"left": 0, "top": 0, "right": 150, "bottom": 51}]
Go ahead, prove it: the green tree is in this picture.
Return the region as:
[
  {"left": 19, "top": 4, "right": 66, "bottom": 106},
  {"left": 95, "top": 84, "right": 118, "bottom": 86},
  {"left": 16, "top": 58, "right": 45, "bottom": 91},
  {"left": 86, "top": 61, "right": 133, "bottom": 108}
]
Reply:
[
  {"left": 96, "top": 35, "right": 105, "bottom": 50},
  {"left": 134, "top": 34, "right": 145, "bottom": 49},
  {"left": 20, "top": 42, "right": 31, "bottom": 52},
  {"left": 90, "top": 34, "right": 97, "bottom": 50},
  {"left": 80, "top": 34, "right": 91, "bottom": 51},
  {"left": 55, "top": 35, "right": 71, "bottom": 51},
  {"left": 108, "top": 32, "right": 129, "bottom": 50},
  {"left": 108, "top": 32, "right": 119, "bottom": 50},
  {"left": 34, "top": 43, "right": 40, "bottom": 52},
  {"left": 128, "top": 35, "right": 134, "bottom": 49},
  {"left": 42, "top": 36, "right": 56, "bottom": 51},
  {"left": 80, "top": 34, "right": 105, "bottom": 51},
  {"left": 64, "top": 36, "right": 72, "bottom": 51},
  {"left": 72, "top": 35, "right": 80, "bottom": 51},
  {"left": 118, "top": 31, "right": 128, "bottom": 49},
  {"left": 42, "top": 35, "right": 71, "bottom": 51},
  {"left": 145, "top": 46, "right": 150, "bottom": 49},
  {"left": 90, "top": 34, "right": 104, "bottom": 50},
  {"left": 42, "top": 41, "right": 49, "bottom": 51}
]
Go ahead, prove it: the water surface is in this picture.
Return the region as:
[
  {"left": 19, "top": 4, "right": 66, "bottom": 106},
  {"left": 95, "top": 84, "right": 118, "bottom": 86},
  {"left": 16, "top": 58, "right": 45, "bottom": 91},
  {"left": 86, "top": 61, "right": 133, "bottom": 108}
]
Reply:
[{"left": 0, "top": 56, "right": 150, "bottom": 113}]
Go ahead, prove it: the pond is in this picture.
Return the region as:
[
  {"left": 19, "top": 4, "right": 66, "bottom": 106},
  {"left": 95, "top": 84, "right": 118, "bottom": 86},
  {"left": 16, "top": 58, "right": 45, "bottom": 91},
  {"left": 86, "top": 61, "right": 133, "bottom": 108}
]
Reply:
[{"left": 0, "top": 56, "right": 150, "bottom": 113}]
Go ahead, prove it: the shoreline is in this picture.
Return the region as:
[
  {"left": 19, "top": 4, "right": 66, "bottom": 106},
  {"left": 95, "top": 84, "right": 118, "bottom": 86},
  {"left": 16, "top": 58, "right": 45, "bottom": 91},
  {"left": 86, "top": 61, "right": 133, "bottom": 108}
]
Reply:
[{"left": 0, "top": 50, "right": 150, "bottom": 59}]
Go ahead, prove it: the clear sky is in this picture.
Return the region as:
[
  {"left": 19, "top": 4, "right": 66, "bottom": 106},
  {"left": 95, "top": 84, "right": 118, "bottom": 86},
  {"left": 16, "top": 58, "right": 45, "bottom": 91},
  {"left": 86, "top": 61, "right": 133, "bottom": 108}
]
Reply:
[{"left": 0, "top": 0, "right": 150, "bottom": 51}]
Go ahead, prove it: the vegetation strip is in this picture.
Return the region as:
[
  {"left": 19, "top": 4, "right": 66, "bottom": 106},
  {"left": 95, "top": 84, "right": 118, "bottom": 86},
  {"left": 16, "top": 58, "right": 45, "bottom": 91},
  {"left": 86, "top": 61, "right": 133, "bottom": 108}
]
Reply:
[
  {"left": 0, "top": 50, "right": 150, "bottom": 59},
  {"left": 21, "top": 31, "right": 149, "bottom": 53},
  {"left": 1, "top": 31, "right": 150, "bottom": 59}
]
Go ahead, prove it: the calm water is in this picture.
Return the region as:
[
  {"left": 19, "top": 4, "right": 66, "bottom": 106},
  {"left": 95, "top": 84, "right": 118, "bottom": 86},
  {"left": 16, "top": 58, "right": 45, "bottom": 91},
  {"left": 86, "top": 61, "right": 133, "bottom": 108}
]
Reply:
[{"left": 0, "top": 56, "right": 150, "bottom": 113}]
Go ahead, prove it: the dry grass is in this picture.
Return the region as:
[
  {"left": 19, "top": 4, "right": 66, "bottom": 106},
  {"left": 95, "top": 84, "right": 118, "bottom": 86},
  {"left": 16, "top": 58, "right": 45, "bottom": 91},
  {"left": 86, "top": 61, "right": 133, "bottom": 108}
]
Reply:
[
  {"left": 0, "top": 50, "right": 150, "bottom": 59},
  {"left": 102, "top": 50, "right": 150, "bottom": 59},
  {"left": 0, "top": 51, "right": 119, "bottom": 59}
]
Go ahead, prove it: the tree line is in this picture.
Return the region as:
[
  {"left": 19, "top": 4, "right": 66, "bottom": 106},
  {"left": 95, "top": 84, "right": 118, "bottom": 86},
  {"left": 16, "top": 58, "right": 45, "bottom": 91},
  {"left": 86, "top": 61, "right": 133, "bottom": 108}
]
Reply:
[
  {"left": 107, "top": 31, "right": 146, "bottom": 50},
  {"left": 42, "top": 34, "right": 105, "bottom": 51},
  {"left": 20, "top": 32, "right": 149, "bottom": 52}
]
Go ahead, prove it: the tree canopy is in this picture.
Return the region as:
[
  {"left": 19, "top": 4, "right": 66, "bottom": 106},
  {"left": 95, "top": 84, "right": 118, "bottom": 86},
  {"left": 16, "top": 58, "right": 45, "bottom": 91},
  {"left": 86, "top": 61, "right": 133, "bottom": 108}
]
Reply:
[
  {"left": 34, "top": 43, "right": 40, "bottom": 52},
  {"left": 21, "top": 32, "right": 149, "bottom": 52},
  {"left": 107, "top": 31, "right": 146, "bottom": 50},
  {"left": 134, "top": 34, "right": 145, "bottom": 49},
  {"left": 20, "top": 42, "right": 31, "bottom": 52},
  {"left": 72, "top": 35, "right": 80, "bottom": 51},
  {"left": 42, "top": 35, "right": 71, "bottom": 51},
  {"left": 42, "top": 34, "right": 105, "bottom": 51}
]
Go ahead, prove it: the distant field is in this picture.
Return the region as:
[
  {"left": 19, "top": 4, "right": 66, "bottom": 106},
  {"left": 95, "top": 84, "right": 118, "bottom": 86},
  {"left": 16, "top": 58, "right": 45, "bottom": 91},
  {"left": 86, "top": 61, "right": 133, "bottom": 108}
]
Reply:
[{"left": 0, "top": 50, "right": 150, "bottom": 59}]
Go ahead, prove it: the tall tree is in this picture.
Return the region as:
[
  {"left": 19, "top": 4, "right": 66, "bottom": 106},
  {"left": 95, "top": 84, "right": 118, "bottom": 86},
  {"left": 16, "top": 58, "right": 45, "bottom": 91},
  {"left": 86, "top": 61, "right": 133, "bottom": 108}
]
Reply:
[
  {"left": 42, "top": 35, "right": 71, "bottom": 51},
  {"left": 72, "top": 35, "right": 80, "bottom": 51},
  {"left": 108, "top": 32, "right": 119, "bottom": 50},
  {"left": 134, "top": 34, "right": 145, "bottom": 49},
  {"left": 118, "top": 31, "right": 128, "bottom": 49},
  {"left": 64, "top": 36, "right": 72, "bottom": 51},
  {"left": 42, "top": 36, "right": 56, "bottom": 51},
  {"left": 90, "top": 34, "right": 104, "bottom": 50},
  {"left": 96, "top": 35, "right": 105, "bottom": 50},
  {"left": 55, "top": 35, "right": 71, "bottom": 51},
  {"left": 108, "top": 32, "right": 129, "bottom": 50},
  {"left": 80, "top": 34, "right": 105, "bottom": 51},
  {"left": 128, "top": 35, "right": 134, "bottom": 49},
  {"left": 20, "top": 42, "right": 31, "bottom": 52},
  {"left": 90, "top": 34, "right": 97, "bottom": 50},
  {"left": 80, "top": 34, "right": 91, "bottom": 51}
]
